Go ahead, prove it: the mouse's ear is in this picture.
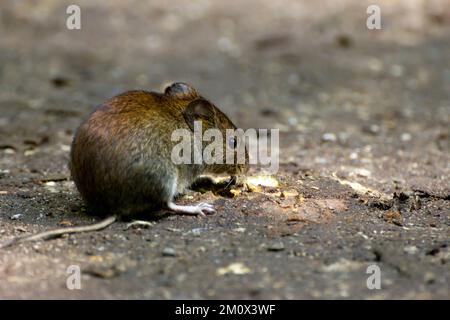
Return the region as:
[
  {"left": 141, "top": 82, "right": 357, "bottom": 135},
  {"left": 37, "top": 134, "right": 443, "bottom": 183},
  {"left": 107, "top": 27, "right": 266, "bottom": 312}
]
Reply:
[
  {"left": 165, "top": 82, "right": 199, "bottom": 99},
  {"left": 183, "top": 99, "right": 216, "bottom": 131}
]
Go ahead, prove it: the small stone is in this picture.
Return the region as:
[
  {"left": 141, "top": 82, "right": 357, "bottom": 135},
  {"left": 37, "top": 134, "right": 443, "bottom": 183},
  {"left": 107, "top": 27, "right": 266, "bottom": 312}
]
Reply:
[
  {"left": 189, "top": 228, "right": 207, "bottom": 237},
  {"left": 24, "top": 149, "right": 37, "bottom": 156},
  {"left": 125, "top": 220, "right": 154, "bottom": 230},
  {"left": 357, "top": 231, "right": 369, "bottom": 240},
  {"left": 362, "top": 124, "right": 380, "bottom": 135},
  {"left": 44, "top": 181, "right": 59, "bottom": 193},
  {"left": 216, "top": 262, "right": 252, "bottom": 275},
  {"left": 404, "top": 245, "right": 418, "bottom": 255},
  {"left": 369, "top": 124, "right": 380, "bottom": 133},
  {"left": 368, "top": 58, "right": 383, "bottom": 72},
  {"left": 424, "top": 272, "right": 435, "bottom": 284},
  {"left": 322, "top": 259, "right": 363, "bottom": 272},
  {"left": 351, "top": 168, "right": 372, "bottom": 178},
  {"left": 390, "top": 64, "right": 404, "bottom": 77},
  {"left": 60, "top": 145, "right": 71, "bottom": 152},
  {"left": 322, "top": 133, "right": 337, "bottom": 142},
  {"left": 267, "top": 242, "right": 285, "bottom": 252},
  {"left": 10, "top": 214, "right": 23, "bottom": 220},
  {"left": 245, "top": 176, "right": 279, "bottom": 188},
  {"left": 401, "top": 133, "right": 412, "bottom": 142},
  {"left": 162, "top": 247, "right": 177, "bottom": 257}
]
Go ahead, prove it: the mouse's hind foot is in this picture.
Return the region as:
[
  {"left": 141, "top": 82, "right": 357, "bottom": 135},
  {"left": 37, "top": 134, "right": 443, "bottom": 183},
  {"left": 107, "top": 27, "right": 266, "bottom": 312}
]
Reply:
[{"left": 167, "top": 202, "right": 215, "bottom": 217}]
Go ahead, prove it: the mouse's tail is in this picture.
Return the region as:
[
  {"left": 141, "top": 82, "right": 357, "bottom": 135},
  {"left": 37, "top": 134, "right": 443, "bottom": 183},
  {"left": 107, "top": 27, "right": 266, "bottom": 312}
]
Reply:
[{"left": 0, "top": 215, "right": 117, "bottom": 249}]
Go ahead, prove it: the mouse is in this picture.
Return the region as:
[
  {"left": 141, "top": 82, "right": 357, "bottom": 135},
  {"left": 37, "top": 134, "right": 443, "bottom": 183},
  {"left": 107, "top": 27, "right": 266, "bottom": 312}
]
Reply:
[{"left": 1, "top": 82, "right": 248, "bottom": 248}]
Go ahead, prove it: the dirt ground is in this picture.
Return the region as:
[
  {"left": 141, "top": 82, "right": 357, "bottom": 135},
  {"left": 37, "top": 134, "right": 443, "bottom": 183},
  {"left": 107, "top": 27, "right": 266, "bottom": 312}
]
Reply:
[{"left": 0, "top": 0, "right": 449, "bottom": 299}]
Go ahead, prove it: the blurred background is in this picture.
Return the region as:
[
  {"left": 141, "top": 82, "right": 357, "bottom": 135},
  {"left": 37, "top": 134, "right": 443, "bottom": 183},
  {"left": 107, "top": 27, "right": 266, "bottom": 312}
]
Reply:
[
  {"left": 0, "top": 0, "right": 449, "bottom": 299},
  {"left": 0, "top": 0, "right": 449, "bottom": 182}
]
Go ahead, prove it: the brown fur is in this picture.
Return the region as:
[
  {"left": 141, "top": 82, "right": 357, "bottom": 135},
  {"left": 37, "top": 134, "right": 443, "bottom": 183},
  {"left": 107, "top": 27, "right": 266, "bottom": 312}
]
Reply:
[{"left": 70, "top": 83, "right": 247, "bottom": 218}]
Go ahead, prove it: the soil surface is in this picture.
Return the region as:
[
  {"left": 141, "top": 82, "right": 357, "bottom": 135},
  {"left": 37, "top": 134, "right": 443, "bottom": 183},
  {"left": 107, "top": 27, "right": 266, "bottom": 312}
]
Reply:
[{"left": 0, "top": 0, "right": 449, "bottom": 299}]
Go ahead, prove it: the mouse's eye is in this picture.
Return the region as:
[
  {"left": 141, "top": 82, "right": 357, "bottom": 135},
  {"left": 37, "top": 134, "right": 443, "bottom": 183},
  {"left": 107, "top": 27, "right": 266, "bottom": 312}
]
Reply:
[{"left": 228, "top": 137, "right": 238, "bottom": 149}]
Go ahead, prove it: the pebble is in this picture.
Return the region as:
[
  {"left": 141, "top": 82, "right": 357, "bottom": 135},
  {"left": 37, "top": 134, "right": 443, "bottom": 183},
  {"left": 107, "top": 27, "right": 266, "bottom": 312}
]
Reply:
[
  {"left": 216, "top": 262, "right": 252, "bottom": 275},
  {"left": 10, "top": 214, "right": 23, "bottom": 220},
  {"left": 390, "top": 64, "right": 404, "bottom": 77},
  {"left": 60, "top": 145, "right": 71, "bottom": 152},
  {"left": 404, "top": 245, "right": 418, "bottom": 255},
  {"left": 267, "top": 242, "right": 285, "bottom": 252},
  {"left": 191, "top": 229, "right": 202, "bottom": 237},
  {"left": 189, "top": 228, "right": 207, "bottom": 237},
  {"left": 24, "top": 149, "right": 36, "bottom": 156},
  {"left": 352, "top": 168, "right": 372, "bottom": 178},
  {"left": 368, "top": 58, "right": 383, "bottom": 72},
  {"left": 424, "top": 272, "right": 435, "bottom": 284},
  {"left": 322, "top": 132, "right": 337, "bottom": 142},
  {"left": 401, "top": 133, "right": 412, "bottom": 142},
  {"left": 349, "top": 152, "right": 359, "bottom": 160},
  {"left": 162, "top": 247, "right": 177, "bottom": 257},
  {"left": 363, "top": 124, "right": 380, "bottom": 135}
]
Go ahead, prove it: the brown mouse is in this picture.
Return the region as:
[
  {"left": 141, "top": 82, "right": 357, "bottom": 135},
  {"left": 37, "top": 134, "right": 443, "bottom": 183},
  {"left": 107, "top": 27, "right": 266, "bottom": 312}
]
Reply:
[{"left": 1, "top": 82, "right": 248, "bottom": 248}]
